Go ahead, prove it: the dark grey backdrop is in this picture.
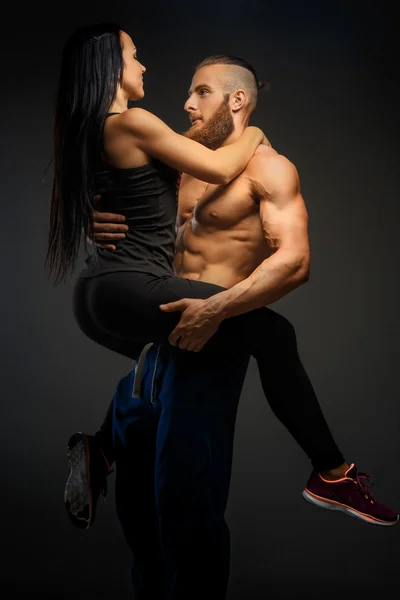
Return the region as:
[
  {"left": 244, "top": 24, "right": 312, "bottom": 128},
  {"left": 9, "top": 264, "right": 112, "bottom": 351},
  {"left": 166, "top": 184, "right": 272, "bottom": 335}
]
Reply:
[{"left": 1, "top": 1, "right": 399, "bottom": 598}]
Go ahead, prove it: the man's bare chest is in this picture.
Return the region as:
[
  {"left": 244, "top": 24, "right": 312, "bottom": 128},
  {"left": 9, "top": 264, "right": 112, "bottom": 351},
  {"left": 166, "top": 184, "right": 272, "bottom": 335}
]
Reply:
[{"left": 178, "top": 175, "right": 259, "bottom": 231}]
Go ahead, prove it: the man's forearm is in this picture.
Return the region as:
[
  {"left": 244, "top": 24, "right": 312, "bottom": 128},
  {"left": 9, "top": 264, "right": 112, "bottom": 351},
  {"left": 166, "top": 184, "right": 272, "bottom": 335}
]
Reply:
[{"left": 208, "top": 251, "right": 310, "bottom": 319}]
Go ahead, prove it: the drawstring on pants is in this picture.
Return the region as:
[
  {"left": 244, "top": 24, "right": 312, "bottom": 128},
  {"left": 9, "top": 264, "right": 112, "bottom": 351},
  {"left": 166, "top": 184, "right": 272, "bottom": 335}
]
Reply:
[{"left": 132, "top": 342, "right": 162, "bottom": 404}]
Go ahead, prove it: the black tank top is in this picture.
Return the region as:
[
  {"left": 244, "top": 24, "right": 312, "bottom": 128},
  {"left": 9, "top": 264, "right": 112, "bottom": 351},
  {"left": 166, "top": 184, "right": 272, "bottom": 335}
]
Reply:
[{"left": 79, "top": 114, "right": 180, "bottom": 279}]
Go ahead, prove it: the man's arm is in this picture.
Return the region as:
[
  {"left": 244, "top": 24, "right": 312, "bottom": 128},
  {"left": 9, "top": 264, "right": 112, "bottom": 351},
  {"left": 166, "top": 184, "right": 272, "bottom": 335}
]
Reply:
[{"left": 210, "top": 152, "right": 310, "bottom": 318}]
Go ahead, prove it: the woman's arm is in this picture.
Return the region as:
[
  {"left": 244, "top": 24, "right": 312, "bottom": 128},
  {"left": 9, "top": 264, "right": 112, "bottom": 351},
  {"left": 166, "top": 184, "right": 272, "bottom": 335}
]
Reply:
[{"left": 117, "top": 108, "right": 264, "bottom": 184}]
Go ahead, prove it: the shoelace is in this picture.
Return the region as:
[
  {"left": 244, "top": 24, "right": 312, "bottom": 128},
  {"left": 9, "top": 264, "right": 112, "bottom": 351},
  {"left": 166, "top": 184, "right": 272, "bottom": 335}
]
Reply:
[{"left": 354, "top": 472, "right": 375, "bottom": 503}]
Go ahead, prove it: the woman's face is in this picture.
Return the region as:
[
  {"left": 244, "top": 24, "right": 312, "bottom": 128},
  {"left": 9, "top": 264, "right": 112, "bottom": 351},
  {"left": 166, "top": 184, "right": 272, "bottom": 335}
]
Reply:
[{"left": 120, "top": 31, "right": 146, "bottom": 100}]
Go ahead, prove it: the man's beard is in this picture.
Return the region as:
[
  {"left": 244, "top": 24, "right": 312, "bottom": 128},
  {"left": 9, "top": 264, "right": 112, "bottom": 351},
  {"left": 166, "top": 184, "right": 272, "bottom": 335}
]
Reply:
[{"left": 183, "top": 98, "right": 234, "bottom": 150}]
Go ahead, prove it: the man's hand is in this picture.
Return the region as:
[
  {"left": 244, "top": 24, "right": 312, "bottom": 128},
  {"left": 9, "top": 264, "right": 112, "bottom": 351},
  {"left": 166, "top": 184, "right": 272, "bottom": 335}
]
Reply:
[
  {"left": 159, "top": 298, "right": 223, "bottom": 352},
  {"left": 90, "top": 195, "right": 128, "bottom": 251}
]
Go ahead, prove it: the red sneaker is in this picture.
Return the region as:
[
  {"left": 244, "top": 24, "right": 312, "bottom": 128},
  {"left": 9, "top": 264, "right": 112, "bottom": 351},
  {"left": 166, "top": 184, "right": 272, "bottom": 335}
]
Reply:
[{"left": 302, "top": 464, "right": 399, "bottom": 527}]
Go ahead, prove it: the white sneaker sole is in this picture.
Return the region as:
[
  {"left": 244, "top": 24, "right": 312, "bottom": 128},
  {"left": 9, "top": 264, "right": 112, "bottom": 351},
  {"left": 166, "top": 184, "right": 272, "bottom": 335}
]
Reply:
[{"left": 302, "top": 489, "right": 399, "bottom": 527}]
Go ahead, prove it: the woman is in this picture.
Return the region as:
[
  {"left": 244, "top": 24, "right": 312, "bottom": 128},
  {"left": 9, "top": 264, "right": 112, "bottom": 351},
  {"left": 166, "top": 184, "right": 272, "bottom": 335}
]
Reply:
[{"left": 46, "top": 22, "right": 272, "bottom": 354}]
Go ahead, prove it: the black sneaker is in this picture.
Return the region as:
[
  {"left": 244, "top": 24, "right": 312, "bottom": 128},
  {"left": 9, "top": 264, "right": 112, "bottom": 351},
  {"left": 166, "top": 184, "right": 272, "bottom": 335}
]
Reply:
[{"left": 64, "top": 432, "right": 112, "bottom": 530}]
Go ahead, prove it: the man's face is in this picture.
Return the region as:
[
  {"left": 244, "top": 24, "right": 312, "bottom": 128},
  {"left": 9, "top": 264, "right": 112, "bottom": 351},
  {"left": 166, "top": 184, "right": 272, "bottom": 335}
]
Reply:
[{"left": 183, "top": 65, "right": 234, "bottom": 149}]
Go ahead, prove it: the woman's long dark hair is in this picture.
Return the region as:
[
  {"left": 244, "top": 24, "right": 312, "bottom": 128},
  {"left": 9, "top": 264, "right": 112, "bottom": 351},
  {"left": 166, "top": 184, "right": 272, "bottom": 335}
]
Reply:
[{"left": 45, "top": 23, "right": 124, "bottom": 284}]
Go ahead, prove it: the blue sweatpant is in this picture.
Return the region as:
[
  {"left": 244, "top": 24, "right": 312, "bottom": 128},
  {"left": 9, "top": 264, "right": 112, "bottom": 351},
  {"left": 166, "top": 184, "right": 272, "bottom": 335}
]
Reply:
[{"left": 112, "top": 343, "right": 250, "bottom": 600}]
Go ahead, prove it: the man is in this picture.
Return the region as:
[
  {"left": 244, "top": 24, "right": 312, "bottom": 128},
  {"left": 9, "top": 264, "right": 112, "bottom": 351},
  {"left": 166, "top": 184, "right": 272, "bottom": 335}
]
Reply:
[{"left": 65, "top": 55, "right": 398, "bottom": 598}]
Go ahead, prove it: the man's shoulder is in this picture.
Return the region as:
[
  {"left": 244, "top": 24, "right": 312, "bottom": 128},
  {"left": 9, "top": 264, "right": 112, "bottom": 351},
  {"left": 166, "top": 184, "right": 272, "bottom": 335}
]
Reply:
[
  {"left": 247, "top": 146, "right": 294, "bottom": 173},
  {"left": 246, "top": 147, "right": 299, "bottom": 190}
]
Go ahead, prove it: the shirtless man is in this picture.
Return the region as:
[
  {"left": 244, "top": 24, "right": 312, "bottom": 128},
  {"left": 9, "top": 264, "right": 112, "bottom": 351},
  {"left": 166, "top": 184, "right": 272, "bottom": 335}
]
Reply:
[{"left": 65, "top": 54, "right": 397, "bottom": 598}]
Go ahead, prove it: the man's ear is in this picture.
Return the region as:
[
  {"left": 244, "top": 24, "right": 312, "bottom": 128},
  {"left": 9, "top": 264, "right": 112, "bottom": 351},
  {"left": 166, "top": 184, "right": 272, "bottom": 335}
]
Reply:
[{"left": 230, "top": 89, "right": 247, "bottom": 113}]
